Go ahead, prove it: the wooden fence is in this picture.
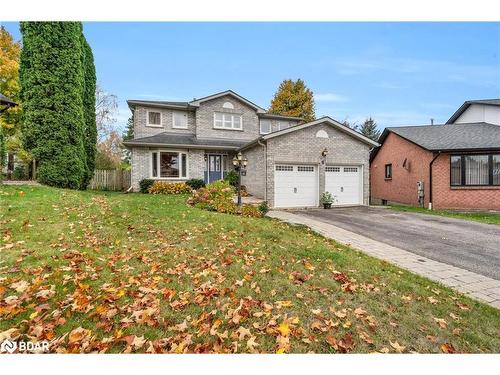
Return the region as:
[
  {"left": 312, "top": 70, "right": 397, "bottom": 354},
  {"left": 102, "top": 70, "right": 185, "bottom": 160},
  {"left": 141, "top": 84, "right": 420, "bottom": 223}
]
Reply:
[{"left": 89, "top": 169, "right": 131, "bottom": 191}]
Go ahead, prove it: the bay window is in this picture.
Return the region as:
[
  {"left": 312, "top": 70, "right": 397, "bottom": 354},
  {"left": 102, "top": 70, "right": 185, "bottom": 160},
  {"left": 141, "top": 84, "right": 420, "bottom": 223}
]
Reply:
[
  {"left": 450, "top": 154, "right": 500, "bottom": 187},
  {"left": 214, "top": 112, "right": 242, "bottom": 130},
  {"left": 151, "top": 151, "right": 188, "bottom": 179}
]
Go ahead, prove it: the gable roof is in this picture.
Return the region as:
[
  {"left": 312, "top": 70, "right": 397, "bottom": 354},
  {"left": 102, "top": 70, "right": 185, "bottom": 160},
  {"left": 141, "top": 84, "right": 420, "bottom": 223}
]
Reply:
[
  {"left": 240, "top": 116, "right": 379, "bottom": 150},
  {"left": 446, "top": 99, "right": 500, "bottom": 124},
  {"left": 376, "top": 122, "right": 500, "bottom": 154},
  {"left": 189, "top": 90, "right": 266, "bottom": 113}
]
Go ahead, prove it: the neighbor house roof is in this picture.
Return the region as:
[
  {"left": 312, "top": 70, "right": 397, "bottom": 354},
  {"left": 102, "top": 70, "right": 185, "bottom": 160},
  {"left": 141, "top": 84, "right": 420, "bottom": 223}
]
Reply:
[
  {"left": 240, "top": 116, "right": 380, "bottom": 151},
  {"left": 122, "top": 132, "right": 249, "bottom": 150},
  {"left": 0, "top": 93, "right": 17, "bottom": 107},
  {"left": 377, "top": 122, "right": 500, "bottom": 154},
  {"left": 446, "top": 99, "right": 500, "bottom": 124}
]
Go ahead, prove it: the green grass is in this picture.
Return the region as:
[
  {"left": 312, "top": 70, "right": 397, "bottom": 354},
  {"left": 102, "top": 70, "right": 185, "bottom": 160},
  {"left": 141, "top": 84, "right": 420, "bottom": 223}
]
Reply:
[
  {"left": 388, "top": 204, "right": 500, "bottom": 225},
  {"left": 0, "top": 185, "right": 499, "bottom": 353}
]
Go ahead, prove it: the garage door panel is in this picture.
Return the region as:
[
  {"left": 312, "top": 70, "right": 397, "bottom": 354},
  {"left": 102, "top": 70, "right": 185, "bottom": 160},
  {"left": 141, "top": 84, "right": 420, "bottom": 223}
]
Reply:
[
  {"left": 325, "top": 166, "right": 362, "bottom": 205},
  {"left": 274, "top": 164, "right": 318, "bottom": 208}
]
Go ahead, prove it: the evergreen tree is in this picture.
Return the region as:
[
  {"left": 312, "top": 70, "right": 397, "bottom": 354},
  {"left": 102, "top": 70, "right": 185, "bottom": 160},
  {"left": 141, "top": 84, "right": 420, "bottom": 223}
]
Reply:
[
  {"left": 81, "top": 35, "right": 97, "bottom": 188},
  {"left": 122, "top": 115, "right": 134, "bottom": 165},
  {"left": 20, "top": 22, "right": 88, "bottom": 189},
  {"left": 269, "top": 79, "right": 315, "bottom": 122},
  {"left": 358, "top": 117, "right": 381, "bottom": 141}
]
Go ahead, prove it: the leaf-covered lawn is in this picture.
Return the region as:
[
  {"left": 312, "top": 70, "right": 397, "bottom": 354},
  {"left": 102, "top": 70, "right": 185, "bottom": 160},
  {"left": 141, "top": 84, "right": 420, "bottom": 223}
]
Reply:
[{"left": 0, "top": 185, "right": 499, "bottom": 353}]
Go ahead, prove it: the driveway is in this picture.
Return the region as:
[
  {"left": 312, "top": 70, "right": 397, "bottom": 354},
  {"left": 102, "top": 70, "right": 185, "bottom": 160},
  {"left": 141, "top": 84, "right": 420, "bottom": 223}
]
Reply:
[{"left": 290, "top": 206, "right": 500, "bottom": 280}]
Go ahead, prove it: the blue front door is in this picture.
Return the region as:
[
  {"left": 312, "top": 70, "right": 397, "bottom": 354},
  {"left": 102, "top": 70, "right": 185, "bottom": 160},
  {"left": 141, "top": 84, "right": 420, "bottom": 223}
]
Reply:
[{"left": 206, "top": 154, "right": 223, "bottom": 183}]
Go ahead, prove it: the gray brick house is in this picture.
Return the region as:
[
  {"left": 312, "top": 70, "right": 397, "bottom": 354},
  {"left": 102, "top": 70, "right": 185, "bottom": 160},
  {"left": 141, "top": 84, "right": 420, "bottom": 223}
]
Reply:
[{"left": 123, "top": 90, "right": 379, "bottom": 208}]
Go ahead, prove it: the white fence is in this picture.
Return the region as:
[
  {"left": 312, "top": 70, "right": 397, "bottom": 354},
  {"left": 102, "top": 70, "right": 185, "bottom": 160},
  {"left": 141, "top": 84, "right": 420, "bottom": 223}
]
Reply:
[{"left": 89, "top": 169, "right": 131, "bottom": 191}]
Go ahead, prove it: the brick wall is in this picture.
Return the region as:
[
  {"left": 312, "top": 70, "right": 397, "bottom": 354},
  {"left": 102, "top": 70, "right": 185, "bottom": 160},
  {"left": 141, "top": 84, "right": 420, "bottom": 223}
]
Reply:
[
  {"left": 264, "top": 122, "right": 371, "bottom": 208},
  {"left": 241, "top": 143, "right": 266, "bottom": 198},
  {"left": 134, "top": 105, "right": 196, "bottom": 138},
  {"left": 371, "top": 132, "right": 433, "bottom": 207},
  {"left": 433, "top": 154, "right": 500, "bottom": 210}
]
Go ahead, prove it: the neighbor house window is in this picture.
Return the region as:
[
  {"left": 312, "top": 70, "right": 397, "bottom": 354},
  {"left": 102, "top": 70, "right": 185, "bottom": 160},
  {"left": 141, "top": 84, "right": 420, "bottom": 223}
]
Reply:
[
  {"left": 214, "top": 112, "right": 242, "bottom": 130},
  {"left": 450, "top": 154, "right": 500, "bottom": 186},
  {"left": 385, "top": 164, "right": 392, "bottom": 179},
  {"left": 147, "top": 111, "right": 162, "bottom": 127},
  {"left": 260, "top": 119, "right": 272, "bottom": 134},
  {"left": 151, "top": 151, "right": 188, "bottom": 179},
  {"left": 172, "top": 111, "right": 188, "bottom": 129}
]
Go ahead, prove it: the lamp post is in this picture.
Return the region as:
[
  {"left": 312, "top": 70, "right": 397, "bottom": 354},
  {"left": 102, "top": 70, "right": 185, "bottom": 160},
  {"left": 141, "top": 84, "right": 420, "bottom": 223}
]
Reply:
[{"left": 232, "top": 151, "right": 248, "bottom": 206}]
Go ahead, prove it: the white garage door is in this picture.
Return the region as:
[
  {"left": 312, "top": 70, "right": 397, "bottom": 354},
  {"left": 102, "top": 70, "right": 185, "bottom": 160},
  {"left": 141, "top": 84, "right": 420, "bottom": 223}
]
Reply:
[
  {"left": 325, "top": 166, "right": 363, "bottom": 206},
  {"left": 274, "top": 164, "right": 318, "bottom": 208}
]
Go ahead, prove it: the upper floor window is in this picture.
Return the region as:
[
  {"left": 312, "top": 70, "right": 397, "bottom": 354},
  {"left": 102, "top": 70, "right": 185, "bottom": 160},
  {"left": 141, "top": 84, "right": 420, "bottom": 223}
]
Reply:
[
  {"left": 172, "top": 111, "right": 188, "bottom": 129},
  {"left": 147, "top": 111, "right": 162, "bottom": 127},
  {"left": 385, "top": 164, "right": 392, "bottom": 179},
  {"left": 260, "top": 119, "right": 272, "bottom": 134},
  {"left": 451, "top": 154, "right": 500, "bottom": 186},
  {"left": 278, "top": 121, "right": 290, "bottom": 131},
  {"left": 222, "top": 101, "right": 234, "bottom": 109},
  {"left": 214, "top": 112, "right": 242, "bottom": 130}
]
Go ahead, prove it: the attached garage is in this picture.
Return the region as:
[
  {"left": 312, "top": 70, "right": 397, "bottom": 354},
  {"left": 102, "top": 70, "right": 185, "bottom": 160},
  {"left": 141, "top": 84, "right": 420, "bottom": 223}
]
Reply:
[
  {"left": 274, "top": 164, "right": 318, "bottom": 208},
  {"left": 325, "top": 165, "right": 363, "bottom": 206}
]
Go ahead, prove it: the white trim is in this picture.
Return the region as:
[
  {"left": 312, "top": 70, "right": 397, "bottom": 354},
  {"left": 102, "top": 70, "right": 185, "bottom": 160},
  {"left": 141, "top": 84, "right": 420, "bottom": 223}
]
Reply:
[
  {"left": 150, "top": 149, "right": 189, "bottom": 180},
  {"left": 146, "top": 110, "right": 163, "bottom": 128},
  {"left": 213, "top": 112, "right": 243, "bottom": 131},
  {"left": 189, "top": 90, "right": 266, "bottom": 113},
  {"left": 262, "top": 117, "right": 380, "bottom": 147},
  {"left": 172, "top": 110, "right": 188, "bottom": 129}
]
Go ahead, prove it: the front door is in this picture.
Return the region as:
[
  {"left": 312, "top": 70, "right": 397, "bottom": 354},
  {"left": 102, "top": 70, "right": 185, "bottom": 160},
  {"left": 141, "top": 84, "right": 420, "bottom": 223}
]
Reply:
[{"left": 206, "top": 154, "right": 223, "bottom": 183}]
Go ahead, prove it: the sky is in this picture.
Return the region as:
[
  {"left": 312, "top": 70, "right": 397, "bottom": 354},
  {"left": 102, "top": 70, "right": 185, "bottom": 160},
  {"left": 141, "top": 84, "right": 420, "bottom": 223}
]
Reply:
[{"left": 2, "top": 22, "right": 500, "bottom": 132}]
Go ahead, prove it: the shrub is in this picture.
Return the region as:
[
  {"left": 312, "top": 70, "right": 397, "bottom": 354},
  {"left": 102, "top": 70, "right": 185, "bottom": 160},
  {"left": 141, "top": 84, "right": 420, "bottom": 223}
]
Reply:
[
  {"left": 13, "top": 165, "right": 28, "bottom": 180},
  {"left": 187, "top": 180, "right": 236, "bottom": 213},
  {"left": 258, "top": 201, "right": 269, "bottom": 216},
  {"left": 139, "top": 179, "right": 154, "bottom": 194},
  {"left": 224, "top": 170, "right": 239, "bottom": 187},
  {"left": 185, "top": 178, "right": 205, "bottom": 190},
  {"left": 148, "top": 181, "right": 192, "bottom": 195},
  {"left": 240, "top": 204, "right": 263, "bottom": 218}
]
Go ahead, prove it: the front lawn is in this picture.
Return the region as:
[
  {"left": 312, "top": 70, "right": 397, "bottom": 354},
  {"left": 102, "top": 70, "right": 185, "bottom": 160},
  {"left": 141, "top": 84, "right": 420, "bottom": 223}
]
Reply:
[
  {"left": 388, "top": 204, "right": 500, "bottom": 226},
  {"left": 0, "top": 185, "right": 499, "bottom": 353}
]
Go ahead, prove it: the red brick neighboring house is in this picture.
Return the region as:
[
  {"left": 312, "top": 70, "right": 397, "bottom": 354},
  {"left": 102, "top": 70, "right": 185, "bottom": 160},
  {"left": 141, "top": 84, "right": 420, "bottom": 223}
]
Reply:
[{"left": 371, "top": 99, "right": 500, "bottom": 210}]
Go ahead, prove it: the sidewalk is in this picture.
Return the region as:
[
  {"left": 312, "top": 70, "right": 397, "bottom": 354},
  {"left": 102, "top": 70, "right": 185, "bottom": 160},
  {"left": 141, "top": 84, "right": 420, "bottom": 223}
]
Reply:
[{"left": 268, "top": 210, "right": 500, "bottom": 309}]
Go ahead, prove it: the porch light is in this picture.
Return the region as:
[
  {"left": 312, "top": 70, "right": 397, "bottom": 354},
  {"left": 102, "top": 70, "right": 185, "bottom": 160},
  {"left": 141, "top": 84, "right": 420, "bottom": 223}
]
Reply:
[
  {"left": 321, "top": 148, "right": 328, "bottom": 157},
  {"left": 232, "top": 152, "right": 248, "bottom": 206}
]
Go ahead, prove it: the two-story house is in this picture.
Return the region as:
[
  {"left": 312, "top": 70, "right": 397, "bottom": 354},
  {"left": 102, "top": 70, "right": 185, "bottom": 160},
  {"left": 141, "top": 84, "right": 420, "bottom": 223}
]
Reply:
[
  {"left": 371, "top": 99, "right": 500, "bottom": 210},
  {"left": 124, "top": 90, "right": 379, "bottom": 208}
]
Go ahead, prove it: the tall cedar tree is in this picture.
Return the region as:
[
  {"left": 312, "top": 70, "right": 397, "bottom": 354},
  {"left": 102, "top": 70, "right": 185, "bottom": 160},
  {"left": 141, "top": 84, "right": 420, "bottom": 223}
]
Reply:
[
  {"left": 359, "top": 117, "right": 381, "bottom": 141},
  {"left": 269, "top": 79, "right": 315, "bottom": 122},
  {"left": 122, "top": 115, "right": 134, "bottom": 165},
  {"left": 81, "top": 36, "right": 97, "bottom": 187},
  {"left": 20, "top": 22, "right": 93, "bottom": 189}
]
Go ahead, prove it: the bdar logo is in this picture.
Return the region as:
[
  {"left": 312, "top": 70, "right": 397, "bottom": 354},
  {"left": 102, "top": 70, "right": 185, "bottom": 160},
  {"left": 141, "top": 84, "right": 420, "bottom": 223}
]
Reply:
[{"left": 0, "top": 339, "right": 17, "bottom": 353}]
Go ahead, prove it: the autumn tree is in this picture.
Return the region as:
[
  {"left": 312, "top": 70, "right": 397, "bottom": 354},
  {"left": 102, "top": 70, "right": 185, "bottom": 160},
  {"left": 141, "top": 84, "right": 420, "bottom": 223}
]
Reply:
[
  {"left": 358, "top": 117, "right": 381, "bottom": 141},
  {"left": 20, "top": 22, "right": 94, "bottom": 189},
  {"left": 269, "top": 79, "right": 315, "bottom": 122},
  {"left": 0, "top": 26, "right": 29, "bottom": 175}
]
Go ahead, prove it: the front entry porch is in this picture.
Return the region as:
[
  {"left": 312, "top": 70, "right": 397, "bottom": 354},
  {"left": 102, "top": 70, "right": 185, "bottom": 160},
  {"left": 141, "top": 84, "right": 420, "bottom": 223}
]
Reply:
[{"left": 204, "top": 153, "right": 233, "bottom": 184}]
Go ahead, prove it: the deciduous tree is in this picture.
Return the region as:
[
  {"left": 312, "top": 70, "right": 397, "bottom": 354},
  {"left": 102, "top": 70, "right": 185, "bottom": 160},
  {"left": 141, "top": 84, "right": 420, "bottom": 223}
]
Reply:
[{"left": 269, "top": 79, "right": 315, "bottom": 122}]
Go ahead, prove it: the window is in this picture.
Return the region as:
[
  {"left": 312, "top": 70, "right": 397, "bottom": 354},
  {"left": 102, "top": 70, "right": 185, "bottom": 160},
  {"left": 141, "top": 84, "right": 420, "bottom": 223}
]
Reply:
[
  {"left": 260, "top": 119, "right": 272, "bottom": 134},
  {"left": 385, "top": 164, "right": 392, "bottom": 179},
  {"left": 326, "top": 166, "right": 340, "bottom": 172},
  {"left": 316, "top": 129, "right": 329, "bottom": 138},
  {"left": 147, "top": 111, "right": 162, "bottom": 127},
  {"left": 276, "top": 165, "right": 293, "bottom": 171},
  {"left": 450, "top": 154, "right": 500, "bottom": 186},
  {"left": 344, "top": 167, "right": 358, "bottom": 173},
  {"left": 222, "top": 101, "right": 234, "bottom": 109},
  {"left": 151, "top": 151, "right": 188, "bottom": 179},
  {"left": 214, "top": 112, "right": 242, "bottom": 130},
  {"left": 172, "top": 111, "right": 188, "bottom": 129},
  {"left": 278, "top": 121, "right": 290, "bottom": 131},
  {"left": 297, "top": 166, "right": 314, "bottom": 172}
]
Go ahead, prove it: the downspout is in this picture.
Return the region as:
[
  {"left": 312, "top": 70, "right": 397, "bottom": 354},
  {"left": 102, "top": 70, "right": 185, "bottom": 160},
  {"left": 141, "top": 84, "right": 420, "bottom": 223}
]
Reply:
[
  {"left": 257, "top": 138, "right": 267, "bottom": 202},
  {"left": 428, "top": 151, "right": 441, "bottom": 210}
]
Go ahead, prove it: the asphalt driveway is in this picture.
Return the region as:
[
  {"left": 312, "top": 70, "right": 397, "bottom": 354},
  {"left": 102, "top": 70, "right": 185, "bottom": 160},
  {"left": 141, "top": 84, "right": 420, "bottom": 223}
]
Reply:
[{"left": 290, "top": 206, "right": 500, "bottom": 280}]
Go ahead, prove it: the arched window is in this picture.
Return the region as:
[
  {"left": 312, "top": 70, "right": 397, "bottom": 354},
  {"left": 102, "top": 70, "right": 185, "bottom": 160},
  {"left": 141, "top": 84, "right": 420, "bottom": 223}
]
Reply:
[
  {"left": 222, "top": 101, "right": 234, "bottom": 109},
  {"left": 316, "top": 129, "right": 329, "bottom": 138}
]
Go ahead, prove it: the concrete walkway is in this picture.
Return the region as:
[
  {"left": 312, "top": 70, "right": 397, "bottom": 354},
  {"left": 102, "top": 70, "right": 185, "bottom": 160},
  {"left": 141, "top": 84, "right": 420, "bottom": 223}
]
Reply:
[{"left": 268, "top": 210, "right": 500, "bottom": 309}]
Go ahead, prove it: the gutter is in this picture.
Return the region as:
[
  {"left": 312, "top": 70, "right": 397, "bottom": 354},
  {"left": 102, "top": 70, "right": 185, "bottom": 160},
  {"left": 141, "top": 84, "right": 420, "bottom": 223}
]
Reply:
[{"left": 428, "top": 151, "right": 442, "bottom": 210}]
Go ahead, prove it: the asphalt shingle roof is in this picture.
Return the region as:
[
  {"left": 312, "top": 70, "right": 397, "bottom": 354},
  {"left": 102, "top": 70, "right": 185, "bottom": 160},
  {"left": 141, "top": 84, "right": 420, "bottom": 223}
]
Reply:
[
  {"left": 123, "top": 132, "right": 250, "bottom": 149},
  {"left": 386, "top": 122, "right": 500, "bottom": 151}
]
